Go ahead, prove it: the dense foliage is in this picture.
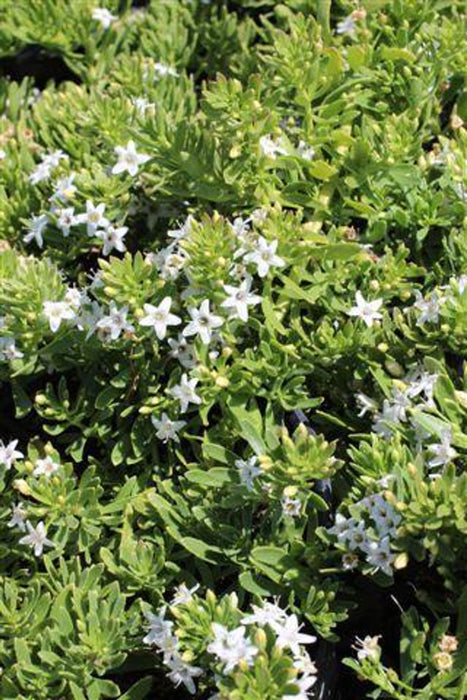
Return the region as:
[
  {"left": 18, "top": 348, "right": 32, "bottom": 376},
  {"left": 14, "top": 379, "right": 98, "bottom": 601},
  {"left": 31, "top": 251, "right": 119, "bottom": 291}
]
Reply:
[{"left": 0, "top": 1, "right": 466, "bottom": 698}]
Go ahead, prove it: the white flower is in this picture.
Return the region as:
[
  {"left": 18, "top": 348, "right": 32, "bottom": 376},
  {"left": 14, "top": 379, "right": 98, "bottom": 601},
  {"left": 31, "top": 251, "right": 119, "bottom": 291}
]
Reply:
[
  {"left": 97, "top": 225, "right": 128, "bottom": 255},
  {"left": 345, "top": 520, "right": 368, "bottom": 551},
  {"left": 427, "top": 430, "right": 457, "bottom": 469},
  {"left": 168, "top": 334, "right": 196, "bottom": 368},
  {"left": 92, "top": 7, "right": 117, "bottom": 29},
  {"left": 151, "top": 412, "right": 186, "bottom": 442},
  {"left": 362, "top": 536, "right": 395, "bottom": 576},
  {"left": 327, "top": 512, "right": 349, "bottom": 537},
  {"left": 140, "top": 297, "right": 181, "bottom": 340},
  {"left": 456, "top": 274, "right": 467, "bottom": 295},
  {"left": 153, "top": 62, "right": 179, "bottom": 78},
  {"left": 132, "top": 97, "right": 156, "bottom": 116},
  {"left": 29, "top": 162, "right": 52, "bottom": 184},
  {"left": 283, "top": 673, "right": 317, "bottom": 700},
  {"left": 167, "top": 215, "right": 194, "bottom": 242},
  {"left": 207, "top": 623, "right": 258, "bottom": 673},
  {"left": 413, "top": 290, "right": 444, "bottom": 325},
  {"left": 50, "top": 174, "right": 76, "bottom": 204},
  {"left": 65, "top": 287, "right": 86, "bottom": 310},
  {"left": 353, "top": 635, "right": 381, "bottom": 662},
  {"left": 19, "top": 521, "right": 54, "bottom": 557},
  {"left": 405, "top": 368, "right": 438, "bottom": 408},
  {"left": 244, "top": 237, "right": 285, "bottom": 278},
  {"left": 281, "top": 493, "right": 302, "bottom": 517},
  {"left": 23, "top": 214, "right": 49, "bottom": 248},
  {"left": 0, "top": 338, "right": 23, "bottom": 361},
  {"left": 271, "top": 614, "right": 316, "bottom": 656},
  {"left": 169, "top": 374, "right": 202, "bottom": 413},
  {"left": 56, "top": 207, "right": 78, "bottom": 237},
  {"left": 356, "top": 393, "right": 378, "bottom": 417},
  {"left": 183, "top": 299, "right": 223, "bottom": 345},
  {"left": 43, "top": 301, "right": 76, "bottom": 333},
  {"left": 336, "top": 15, "right": 357, "bottom": 36},
  {"left": 0, "top": 439, "right": 24, "bottom": 470},
  {"left": 259, "top": 134, "right": 288, "bottom": 159},
  {"left": 8, "top": 502, "right": 27, "bottom": 531},
  {"left": 0, "top": 149, "right": 5, "bottom": 160},
  {"left": 297, "top": 140, "right": 315, "bottom": 161},
  {"left": 235, "top": 456, "right": 262, "bottom": 491},
  {"left": 112, "top": 140, "right": 150, "bottom": 176},
  {"left": 347, "top": 291, "right": 383, "bottom": 327},
  {"left": 342, "top": 552, "right": 359, "bottom": 570},
  {"left": 80, "top": 201, "right": 109, "bottom": 237},
  {"left": 96, "top": 304, "right": 134, "bottom": 341},
  {"left": 221, "top": 278, "right": 262, "bottom": 322},
  {"left": 143, "top": 608, "right": 174, "bottom": 646},
  {"left": 171, "top": 582, "right": 200, "bottom": 606},
  {"left": 241, "top": 600, "right": 288, "bottom": 627},
  {"left": 165, "top": 651, "right": 202, "bottom": 695},
  {"left": 42, "top": 150, "right": 68, "bottom": 169},
  {"left": 33, "top": 456, "right": 60, "bottom": 478}
]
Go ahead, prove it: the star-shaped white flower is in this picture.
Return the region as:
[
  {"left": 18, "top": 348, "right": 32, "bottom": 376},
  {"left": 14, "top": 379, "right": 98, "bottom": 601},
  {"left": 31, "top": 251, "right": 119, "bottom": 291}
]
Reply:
[
  {"left": 235, "top": 456, "right": 262, "bottom": 491},
  {"left": 8, "top": 502, "right": 27, "bottom": 531},
  {"left": 244, "top": 236, "right": 285, "bottom": 278},
  {"left": 56, "top": 207, "right": 78, "bottom": 237},
  {"left": 151, "top": 412, "right": 186, "bottom": 442},
  {"left": 79, "top": 200, "right": 109, "bottom": 237},
  {"left": 221, "top": 278, "right": 262, "bottom": 322},
  {"left": 169, "top": 374, "right": 202, "bottom": 413},
  {"left": 23, "top": 214, "right": 49, "bottom": 248},
  {"left": 140, "top": 297, "right": 181, "bottom": 340},
  {"left": 33, "top": 456, "right": 60, "bottom": 478},
  {"left": 347, "top": 291, "right": 383, "bottom": 327},
  {"left": 427, "top": 430, "right": 457, "bottom": 469},
  {"left": 112, "top": 140, "right": 150, "bottom": 176},
  {"left": 19, "top": 521, "right": 54, "bottom": 557},
  {"left": 0, "top": 439, "right": 24, "bottom": 470},
  {"left": 271, "top": 614, "right": 316, "bottom": 656},
  {"left": 183, "top": 299, "right": 223, "bottom": 345},
  {"left": 97, "top": 224, "right": 128, "bottom": 255},
  {"left": 96, "top": 303, "right": 134, "bottom": 341},
  {"left": 92, "top": 7, "right": 117, "bottom": 29},
  {"left": 43, "top": 301, "right": 76, "bottom": 333}
]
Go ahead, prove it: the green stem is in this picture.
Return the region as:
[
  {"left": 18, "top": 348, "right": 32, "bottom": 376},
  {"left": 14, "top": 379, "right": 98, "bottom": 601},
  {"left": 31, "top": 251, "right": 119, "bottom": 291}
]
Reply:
[{"left": 316, "top": 0, "right": 332, "bottom": 45}]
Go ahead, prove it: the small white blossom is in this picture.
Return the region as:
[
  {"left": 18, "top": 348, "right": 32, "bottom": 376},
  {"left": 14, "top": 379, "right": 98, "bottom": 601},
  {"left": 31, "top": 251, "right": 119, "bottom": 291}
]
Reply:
[
  {"left": 56, "top": 206, "right": 78, "bottom": 237},
  {"left": 281, "top": 493, "right": 302, "bottom": 517},
  {"left": 353, "top": 635, "right": 382, "bottom": 662},
  {"left": 0, "top": 338, "right": 23, "bottom": 361},
  {"left": 0, "top": 439, "right": 24, "bottom": 470},
  {"left": 336, "top": 15, "right": 357, "bottom": 36},
  {"left": 49, "top": 174, "right": 76, "bottom": 204},
  {"left": 168, "top": 335, "right": 196, "bottom": 369},
  {"left": 143, "top": 608, "right": 174, "bottom": 647},
  {"left": 297, "top": 140, "right": 315, "bottom": 160},
  {"left": 283, "top": 674, "right": 317, "bottom": 700},
  {"left": 171, "top": 582, "right": 200, "bottom": 606},
  {"left": 92, "top": 7, "right": 117, "bottom": 29},
  {"left": 33, "top": 456, "right": 60, "bottom": 478},
  {"left": 132, "top": 97, "right": 156, "bottom": 116},
  {"left": 413, "top": 290, "right": 444, "bottom": 325},
  {"left": 165, "top": 651, "right": 202, "bottom": 695},
  {"left": 244, "top": 236, "right": 285, "bottom": 278},
  {"left": 8, "top": 502, "right": 27, "bottom": 531},
  {"left": 151, "top": 412, "right": 186, "bottom": 442},
  {"left": 207, "top": 623, "right": 258, "bottom": 673},
  {"left": 23, "top": 213, "right": 49, "bottom": 248},
  {"left": 362, "top": 536, "right": 395, "bottom": 576},
  {"left": 19, "top": 521, "right": 54, "bottom": 557},
  {"left": 96, "top": 304, "right": 134, "bottom": 341},
  {"left": 153, "top": 62, "right": 179, "bottom": 78},
  {"left": 259, "top": 134, "right": 288, "bottom": 159},
  {"left": 43, "top": 301, "right": 76, "bottom": 333},
  {"left": 140, "top": 297, "right": 181, "bottom": 340},
  {"left": 241, "top": 600, "right": 288, "bottom": 627},
  {"left": 79, "top": 201, "right": 109, "bottom": 237},
  {"left": 427, "top": 430, "right": 457, "bottom": 469},
  {"left": 97, "top": 225, "right": 128, "bottom": 255},
  {"left": 347, "top": 291, "right": 383, "bottom": 327},
  {"left": 221, "top": 278, "right": 262, "bottom": 322},
  {"left": 271, "top": 614, "right": 316, "bottom": 656},
  {"left": 112, "top": 140, "right": 150, "bottom": 176},
  {"left": 235, "top": 456, "right": 262, "bottom": 491},
  {"left": 169, "top": 374, "right": 201, "bottom": 413},
  {"left": 183, "top": 299, "right": 223, "bottom": 345}
]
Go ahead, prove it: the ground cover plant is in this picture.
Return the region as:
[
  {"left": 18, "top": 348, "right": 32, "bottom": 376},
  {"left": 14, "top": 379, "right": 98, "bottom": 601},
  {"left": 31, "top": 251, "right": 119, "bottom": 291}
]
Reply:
[{"left": 0, "top": 0, "right": 466, "bottom": 698}]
